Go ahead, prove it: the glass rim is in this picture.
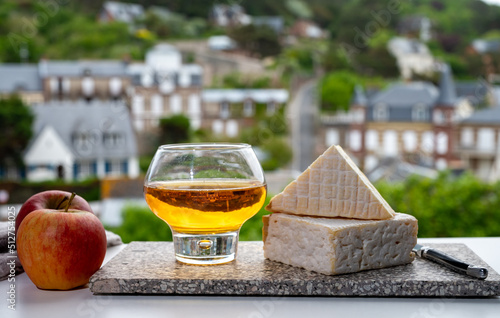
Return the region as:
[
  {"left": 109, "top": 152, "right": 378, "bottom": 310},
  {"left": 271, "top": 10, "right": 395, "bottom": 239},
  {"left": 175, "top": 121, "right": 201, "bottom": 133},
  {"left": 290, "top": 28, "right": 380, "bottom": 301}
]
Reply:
[{"left": 158, "top": 143, "right": 251, "bottom": 151}]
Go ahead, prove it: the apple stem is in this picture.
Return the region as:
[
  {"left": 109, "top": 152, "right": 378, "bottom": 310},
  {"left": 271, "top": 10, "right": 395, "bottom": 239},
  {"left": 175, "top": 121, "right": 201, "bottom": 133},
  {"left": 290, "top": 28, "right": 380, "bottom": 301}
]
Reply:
[{"left": 64, "top": 193, "right": 76, "bottom": 212}]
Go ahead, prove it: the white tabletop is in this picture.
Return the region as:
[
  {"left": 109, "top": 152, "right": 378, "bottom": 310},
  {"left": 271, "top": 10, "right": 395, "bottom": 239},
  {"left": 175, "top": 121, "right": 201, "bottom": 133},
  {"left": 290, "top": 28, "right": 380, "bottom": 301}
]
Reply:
[{"left": 2, "top": 237, "right": 500, "bottom": 318}]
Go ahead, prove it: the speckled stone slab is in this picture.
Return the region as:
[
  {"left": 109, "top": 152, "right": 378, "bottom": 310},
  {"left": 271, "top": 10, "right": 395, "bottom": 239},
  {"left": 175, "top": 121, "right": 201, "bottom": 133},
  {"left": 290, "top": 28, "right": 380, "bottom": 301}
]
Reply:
[{"left": 89, "top": 242, "right": 500, "bottom": 297}]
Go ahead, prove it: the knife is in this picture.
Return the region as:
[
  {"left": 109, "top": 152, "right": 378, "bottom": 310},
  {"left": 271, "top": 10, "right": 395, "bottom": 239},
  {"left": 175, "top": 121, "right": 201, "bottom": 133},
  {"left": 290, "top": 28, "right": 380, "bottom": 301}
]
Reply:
[{"left": 412, "top": 244, "right": 488, "bottom": 279}]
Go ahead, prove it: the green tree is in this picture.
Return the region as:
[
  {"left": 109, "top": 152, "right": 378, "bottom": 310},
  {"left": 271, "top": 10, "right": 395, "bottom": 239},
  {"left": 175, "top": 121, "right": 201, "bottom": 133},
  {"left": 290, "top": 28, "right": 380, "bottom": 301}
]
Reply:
[
  {"left": 228, "top": 24, "right": 282, "bottom": 58},
  {"left": 159, "top": 114, "right": 191, "bottom": 144},
  {"left": 0, "top": 95, "right": 34, "bottom": 166},
  {"left": 319, "top": 71, "right": 358, "bottom": 112}
]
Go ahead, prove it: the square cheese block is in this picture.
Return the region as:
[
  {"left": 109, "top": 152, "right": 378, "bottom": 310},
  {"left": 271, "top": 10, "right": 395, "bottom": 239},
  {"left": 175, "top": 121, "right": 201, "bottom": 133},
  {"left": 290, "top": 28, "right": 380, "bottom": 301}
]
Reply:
[
  {"left": 266, "top": 145, "right": 394, "bottom": 220},
  {"left": 263, "top": 212, "right": 418, "bottom": 275}
]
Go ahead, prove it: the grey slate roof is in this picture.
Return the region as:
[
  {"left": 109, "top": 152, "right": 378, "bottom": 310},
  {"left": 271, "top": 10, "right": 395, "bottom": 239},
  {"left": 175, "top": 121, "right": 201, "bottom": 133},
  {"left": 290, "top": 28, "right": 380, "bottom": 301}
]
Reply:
[
  {"left": 471, "top": 39, "right": 500, "bottom": 54},
  {"left": 252, "top": 16, "right": 285, "bottom": 33},
  {"left": 367, "top": 157, "right": 437, "bottom": 183},
  {"left": 0, "top": 64, "right": 41, "bottom": 92},
  {"left": 436, "top": 63, "right": 457, "bottom": 106},
  {"left": 102, "top": 1, "right": 144, "bottom": 23},
  {"left": 455, "top": 81, "right": 489, "bottom": 106},
  {"left": 28, "top": 100, "right": 137, "bottom": 160},
  {"left": 370, "top": 82, "right": 439, "bottom": 108},
  {"left": 461, "top": 106, "right": 500, "bottom": 125},
  {"left": 350, "top": 85, "right": 367, "bottom": 106},
  {"left": 38, "top": 60, "right": 128, "bottom": 78}
]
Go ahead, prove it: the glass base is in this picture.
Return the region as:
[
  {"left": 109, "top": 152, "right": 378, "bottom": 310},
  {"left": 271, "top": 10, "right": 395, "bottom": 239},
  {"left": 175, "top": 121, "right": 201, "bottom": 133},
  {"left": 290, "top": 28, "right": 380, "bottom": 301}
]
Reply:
[{"left": 172, "top": 230, "right": 239, "bottom": 265}]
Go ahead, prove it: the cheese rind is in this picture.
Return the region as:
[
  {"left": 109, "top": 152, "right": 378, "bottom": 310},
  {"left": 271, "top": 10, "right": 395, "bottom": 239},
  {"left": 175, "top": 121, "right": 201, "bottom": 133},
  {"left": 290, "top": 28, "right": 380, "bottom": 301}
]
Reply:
[
  {"left": 263, "top": 212, "right": 418, "bottom": 275},
  {"left": 266, "top": 145, "right": 394, "bottom": 220}
]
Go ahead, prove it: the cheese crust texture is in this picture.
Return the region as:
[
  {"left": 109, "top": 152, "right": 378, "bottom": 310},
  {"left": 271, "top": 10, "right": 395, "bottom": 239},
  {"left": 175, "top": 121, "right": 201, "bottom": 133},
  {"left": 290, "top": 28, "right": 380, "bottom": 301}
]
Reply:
[
  {"left": 263, "top": 212, "right": 418, "bottom": 275},
  {"left": 266, "top": 145, "right": 394, "bottom": 220}
]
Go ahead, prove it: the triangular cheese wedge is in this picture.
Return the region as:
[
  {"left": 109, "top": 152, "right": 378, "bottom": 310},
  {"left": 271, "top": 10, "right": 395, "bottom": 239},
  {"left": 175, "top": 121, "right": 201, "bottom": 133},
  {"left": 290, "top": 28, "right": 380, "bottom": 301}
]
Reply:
[{"left": 266, "top": 145, "right": 394, "bottom": 220}]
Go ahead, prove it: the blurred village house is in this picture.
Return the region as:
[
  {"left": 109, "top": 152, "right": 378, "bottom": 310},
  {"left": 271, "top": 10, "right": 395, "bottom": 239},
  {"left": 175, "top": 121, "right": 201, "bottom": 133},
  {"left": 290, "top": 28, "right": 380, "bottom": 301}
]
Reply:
[{"left": 0, "top": 44, "right": 288, "bottom": 182}]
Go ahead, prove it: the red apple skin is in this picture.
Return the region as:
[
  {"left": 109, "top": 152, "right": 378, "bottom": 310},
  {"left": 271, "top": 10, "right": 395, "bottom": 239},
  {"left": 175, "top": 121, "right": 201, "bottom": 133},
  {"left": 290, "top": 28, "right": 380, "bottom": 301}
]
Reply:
[
  {"left": 16, "top": 190, "right": 93, "bottom": 234},
  {"left": 16, "top": 209, "right": 107, "bottom": 290}
]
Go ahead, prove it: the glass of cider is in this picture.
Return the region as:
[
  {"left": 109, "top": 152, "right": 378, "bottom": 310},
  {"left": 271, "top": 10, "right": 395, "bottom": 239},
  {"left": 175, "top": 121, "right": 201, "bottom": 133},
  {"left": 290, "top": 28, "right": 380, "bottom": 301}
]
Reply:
[{"left": 144, "top": 143, "right": 267, "bottom": 265}]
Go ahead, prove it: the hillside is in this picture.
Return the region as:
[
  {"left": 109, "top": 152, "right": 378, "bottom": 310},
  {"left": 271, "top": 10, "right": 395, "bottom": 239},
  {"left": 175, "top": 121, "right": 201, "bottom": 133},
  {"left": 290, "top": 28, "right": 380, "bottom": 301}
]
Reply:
[{"left": 2, "top": 0, "right": 500, "bottom": 80}]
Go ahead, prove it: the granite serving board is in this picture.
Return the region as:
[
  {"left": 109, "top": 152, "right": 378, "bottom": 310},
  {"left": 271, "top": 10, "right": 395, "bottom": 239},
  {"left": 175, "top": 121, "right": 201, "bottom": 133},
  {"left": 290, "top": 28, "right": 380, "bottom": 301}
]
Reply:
[{"left": 89, "top": 242, "right": 500, "bottom": 297}]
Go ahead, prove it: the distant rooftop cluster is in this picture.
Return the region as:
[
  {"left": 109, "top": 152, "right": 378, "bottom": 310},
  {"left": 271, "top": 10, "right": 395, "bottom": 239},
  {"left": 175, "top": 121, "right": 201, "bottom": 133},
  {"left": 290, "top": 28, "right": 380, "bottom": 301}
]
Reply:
[{"left": 0, "top": 43, "right": 289, "bottom": 183}]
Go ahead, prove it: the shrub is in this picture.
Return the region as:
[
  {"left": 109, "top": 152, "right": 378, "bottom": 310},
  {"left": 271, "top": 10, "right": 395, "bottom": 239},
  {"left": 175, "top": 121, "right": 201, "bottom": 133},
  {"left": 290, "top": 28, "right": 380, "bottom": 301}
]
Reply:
[{"left": 376, "top": 171, "right": 500, "bottom": 237}]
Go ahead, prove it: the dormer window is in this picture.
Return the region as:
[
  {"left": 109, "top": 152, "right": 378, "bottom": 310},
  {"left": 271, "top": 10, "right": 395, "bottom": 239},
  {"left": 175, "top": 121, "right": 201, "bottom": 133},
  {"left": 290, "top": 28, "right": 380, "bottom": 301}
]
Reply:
[
  {"left": 374, "top": 103, "right": 388, "bottom": 121},
  {"left": 72, "top": 131, "right": 98, "bottom": 154},
  {"left": 412, "top": 104, "right": 427, "bottom": 121},
  {"left": 103, "top": 132, "right": 124, "bottom": 148},
  {"left": 220, "top": 101, "right": 230, "bottom": 119}
]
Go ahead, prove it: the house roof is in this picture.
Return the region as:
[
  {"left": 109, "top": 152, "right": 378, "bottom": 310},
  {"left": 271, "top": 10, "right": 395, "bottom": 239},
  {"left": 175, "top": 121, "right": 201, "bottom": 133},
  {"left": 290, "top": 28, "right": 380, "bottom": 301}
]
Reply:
[
  {"left": 367, "top": 157, "right": 437, "bottom": 183},
  {"left": 350, "top": 85, "right": 367, "bottom": 106},
  {"left": 0, "top": 64, "right": 41, "bottom": 92},
  {"left": 369, "top": 82, "right": 439, "bottom": 108},
  {"left": 102, "top": 1, "right": 144, "bottom": 23},
  {"left": 251, "top": 16, "right": 285, "bottom": 33},
  {"left": 38, "top": 60, "right": 128, "bottom": 78},
  {"left": 202, "top": 89, "right": 289, "bottom": 103},
  {"left": 471, "top": 39, "right": 500, "bottom": 54},
  {"left": 455, "top": 80, "right": 489, "bottom": 106},
  {"left": 28, "top": 100, "right": 137, "bottom": 160},
  {"left": 436, "top": 63, "right": 457, "bottom": 106},
  {"left": 461, "top": 106, "right": 500, "bottom": 125},
  {"left": 387, "top": 37, "right": 430, "bottom": 56}
]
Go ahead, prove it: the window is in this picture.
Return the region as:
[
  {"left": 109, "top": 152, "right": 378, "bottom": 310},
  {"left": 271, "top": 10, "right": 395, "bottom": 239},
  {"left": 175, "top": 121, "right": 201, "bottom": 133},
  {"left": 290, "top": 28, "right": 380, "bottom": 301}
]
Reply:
[
  {"left": 436, "top": 158, "right": 447, "bottom": 170},
  {"left": 170, "top": 94, "right": 182, "bottom": 113},
  {"left": 383, "top": 130, "right": 398, "bottom": 156},
  {"left": 374, "top": 103, "right": 388, "bottom": 121},
  {"left": 326, "top": 129, "right": 339, "bottom": 146},
  {"left": 109, "top": 77, "right": 122, "bottom": 98},
  {"left": 191, "top": 74, "right": 202, "bottom": 86},
  {"left": 243, "top": 100, "right": 254, "bottom": 117},
  {"left": 220, "top": 101, "right": 230, "bottom": 119},
  {"left": 412, "top": 104, "right": 427, "bottom": 121},
  {"left": 403, "top": 131, "right": 417, "bottom": 152},
  {"left": 103, "top": 132, "right": 123, "bottom": 148},
  {"left": 436, "top": 132, "right": 448, "bottom": 154},
  {"left": 81, "top": 77, "right": 95, "bottom": 97},
  {"left": 349, "top": 130, "right": 362, "bottom": 151},
  {"left": 132, "top": 95, "right": 144, "bottom": 115},
  {"left": 478, "top": 128, "right": 495, "bottom": 152},
  {"left": 75, "top": 161, "right": 97, "bottom": 179},
  {"left": 421, "top": 131, "right": 434, "bottom": 153},
  {"left": 105, "top": 159, "right": 125, "bottom": 176},
  {"left": 226, "top": 120, "right": 239, "bottom": 137},
  {"left": 72, "top": 131, "right": 98, "bottom": 154},
  {"left": 365, "top": 130, "right": 378, "bottom": 151},
  {"left": 212, "top": 120, "right": 224, "bottom": 135},
  {"left": 267, "top": 101, "right": 276, "bottom": 115},
  {"left": 151, "top": 94, "right": 163, "bottom": 115},
  {"left": 461, "top": 127, "right": 474, "bottom": 147},
  {"left": 188, "top": 94, "right": 201, "bottom": 116}
]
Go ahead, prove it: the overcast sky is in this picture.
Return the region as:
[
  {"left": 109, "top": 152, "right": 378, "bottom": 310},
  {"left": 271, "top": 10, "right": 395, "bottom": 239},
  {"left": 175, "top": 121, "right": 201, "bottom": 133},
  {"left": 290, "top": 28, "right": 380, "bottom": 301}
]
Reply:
[{"left": 482, "top": 0, "right": 500, "bottom": 6}]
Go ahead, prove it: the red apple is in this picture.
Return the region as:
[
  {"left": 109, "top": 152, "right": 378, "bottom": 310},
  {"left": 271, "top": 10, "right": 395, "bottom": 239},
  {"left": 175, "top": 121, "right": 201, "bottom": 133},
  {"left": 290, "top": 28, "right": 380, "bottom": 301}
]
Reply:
[
  {"left": 16, "top": 190, "right": 93, "bottom": 234},
  {"left": 17, "top": 198, "right": 107, "bottom": 290}
]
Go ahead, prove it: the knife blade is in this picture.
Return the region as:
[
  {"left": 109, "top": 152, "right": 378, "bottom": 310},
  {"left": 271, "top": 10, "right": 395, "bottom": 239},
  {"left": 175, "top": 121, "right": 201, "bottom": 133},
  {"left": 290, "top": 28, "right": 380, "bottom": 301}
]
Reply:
[{"left": 412, "top": 244, "right": 488, "bottom": 279}]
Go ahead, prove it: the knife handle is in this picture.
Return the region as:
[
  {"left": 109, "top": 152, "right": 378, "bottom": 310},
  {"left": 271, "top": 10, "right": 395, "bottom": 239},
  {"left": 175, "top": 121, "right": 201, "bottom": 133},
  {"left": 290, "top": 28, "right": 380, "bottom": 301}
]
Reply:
[{"left": 422, "top": 247, "right": 488, "bottom": 279}]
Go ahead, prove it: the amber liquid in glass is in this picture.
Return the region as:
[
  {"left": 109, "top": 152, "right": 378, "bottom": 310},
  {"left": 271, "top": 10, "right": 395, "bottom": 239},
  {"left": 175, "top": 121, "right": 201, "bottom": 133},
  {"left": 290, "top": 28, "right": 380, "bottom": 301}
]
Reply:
[{"left": 144, "top": 180, "right": 267, "bottom": 234}]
